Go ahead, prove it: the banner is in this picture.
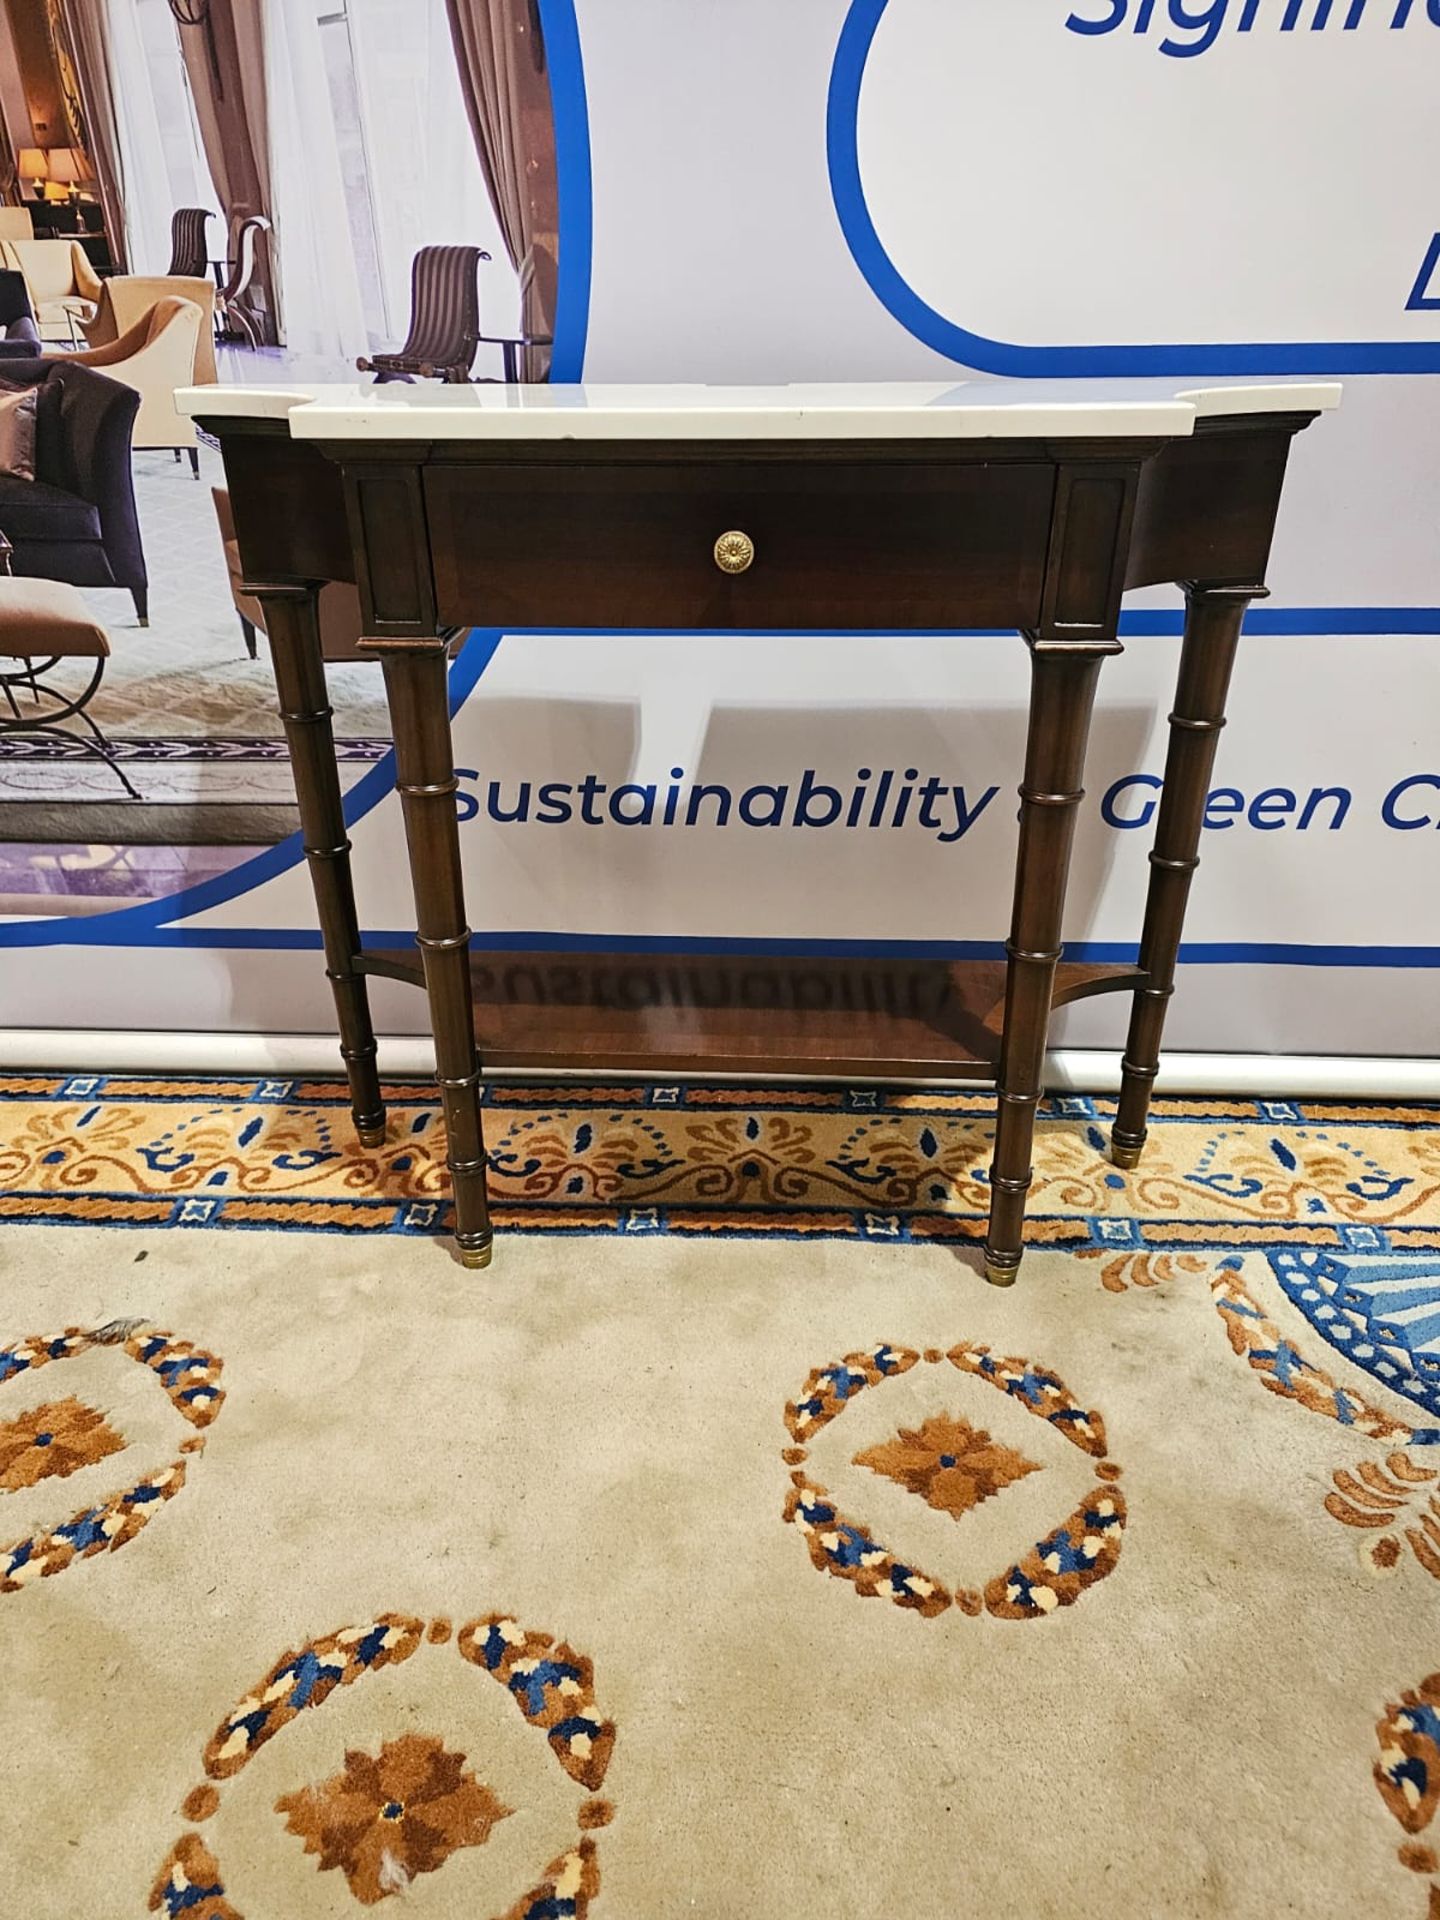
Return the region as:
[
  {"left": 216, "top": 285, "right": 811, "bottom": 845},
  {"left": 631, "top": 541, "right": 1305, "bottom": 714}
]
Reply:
[{"left": 2, "top": 0, "right": 1437, "bottom": 1063}]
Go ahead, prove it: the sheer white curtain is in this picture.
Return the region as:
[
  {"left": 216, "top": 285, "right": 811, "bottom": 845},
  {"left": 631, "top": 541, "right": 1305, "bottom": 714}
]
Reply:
[
  {"left": 259, "top": 0, "right": 370, "bottom": 362},
  {"left": 345, "top": 0, "right": 519, "bottom": 356},
  {"left": 103, "top": 0, "right": 218, "bottom": 275},
  {"left": 106, "top": 0, "right": 514, "bottom": 368}
]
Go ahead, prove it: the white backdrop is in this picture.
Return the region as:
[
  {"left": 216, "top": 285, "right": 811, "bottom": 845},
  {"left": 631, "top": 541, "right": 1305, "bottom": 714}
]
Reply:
[{"left": 2, "top": 0, "right": 1437, "bottom": 1066}]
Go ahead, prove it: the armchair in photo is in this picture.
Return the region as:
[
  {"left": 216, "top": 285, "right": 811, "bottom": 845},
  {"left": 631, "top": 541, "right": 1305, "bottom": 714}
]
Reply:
[
  {"left": 0, "top": 239, "right": 102, "bottom": 344},
  {"left": 0, "top": 359, "right": 148, "bottom": 625},
  {"left": 357, "top": 245, "right": 489, "bottom": 383},
  {"left": 167, "top": 207, "right": 213, "bottom": 279},
  {"left": 60, "top": 297, "right": 204, "bottom": 474},
  {"left": 0, "top": 271, "right": 41, "bottom": 362},
  {"left": 216, "top": 216, "right": 272, "bottom": 348},
  {"left": 83, "top": 276, "right": 218, "bottom": 385}
]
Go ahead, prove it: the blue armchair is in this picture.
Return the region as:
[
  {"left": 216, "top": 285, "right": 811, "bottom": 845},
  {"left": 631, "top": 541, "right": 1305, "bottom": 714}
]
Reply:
[{"left": 0, "top": 358, "right": 148, "bottom": 624}]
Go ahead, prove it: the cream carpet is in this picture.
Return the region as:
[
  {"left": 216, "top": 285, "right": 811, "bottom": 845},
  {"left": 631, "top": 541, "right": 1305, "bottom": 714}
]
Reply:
[{"left": 0, "top": 1222, "right": 1430, "bottom": 1918}]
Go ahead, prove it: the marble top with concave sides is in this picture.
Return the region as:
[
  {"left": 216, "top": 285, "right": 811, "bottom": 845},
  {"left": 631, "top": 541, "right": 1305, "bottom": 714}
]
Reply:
[{"left": 177, "top": 378, "right": 1342, "bottom": 442}]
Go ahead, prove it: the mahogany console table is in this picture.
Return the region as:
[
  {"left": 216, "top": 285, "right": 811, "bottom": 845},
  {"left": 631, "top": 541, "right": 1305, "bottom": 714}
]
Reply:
[{"left": 180, "top": 379, "right": 1338, "bottom": 1282}]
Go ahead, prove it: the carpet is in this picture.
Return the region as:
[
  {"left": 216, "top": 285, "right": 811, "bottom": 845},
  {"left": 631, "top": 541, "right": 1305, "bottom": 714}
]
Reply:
[
  {"left": 4, "top": 1074, "right": 1440, "bottom": 1267},
  {"left": 0, "top": 1214, "right": 1434, "bottom": 1919}
]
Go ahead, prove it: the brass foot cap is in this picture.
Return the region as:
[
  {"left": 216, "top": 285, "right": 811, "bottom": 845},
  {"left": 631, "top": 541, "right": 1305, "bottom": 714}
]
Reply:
[
  {"left": 458, "top": 1240, "right": 493, "bottom": 1271},
  {"left": 983, "top": 1253, "right": 1019, "bottom": 1288},
  {"left": 1110, "top": 1142, "right": 1144, "bottom": 1171},
  {"left": 356, "top": 1124, "right": 387, "bottom": 1149}
]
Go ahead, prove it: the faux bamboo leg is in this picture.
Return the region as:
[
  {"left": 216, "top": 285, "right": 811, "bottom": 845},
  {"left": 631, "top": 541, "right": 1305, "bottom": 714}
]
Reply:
[
  {"left": 380, "top": 646, "right": 494, "bottom": 1269},
  {"left": 983, "top": 644, "right": 1109, "bottom": 1286},
  {"left": 255, "top": 584, "right": 385, "bottom": 1146},
  {"left": 1112, "top": 582, "right": 1261, "bottom": 1168}
]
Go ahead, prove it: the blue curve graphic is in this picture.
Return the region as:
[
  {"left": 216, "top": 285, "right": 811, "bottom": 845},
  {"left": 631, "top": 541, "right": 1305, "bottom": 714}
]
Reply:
[
  {"left": 828, "top": 0, "right": 1440, "bottom": 377},
  {"left": 542, "top": 0, "right": 592, "bottom": 382},
  {"left": 0, "top": 630, "right": 503, "bottom": 949}
]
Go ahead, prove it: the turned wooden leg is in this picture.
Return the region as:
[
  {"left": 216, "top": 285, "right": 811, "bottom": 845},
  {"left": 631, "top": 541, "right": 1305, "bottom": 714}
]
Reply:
[
  {"left": 984, "top": 643, "right": 1111, "bottom": 1286},
  {"left": 381, "top": 646, "right": 494, "bottom": 1270},
  {"left": 255, "top": 584, "right": 385, "bottom": 1147},
  {"left": 1112, "top": 581, "right": 1262, "bottom": 1168}
]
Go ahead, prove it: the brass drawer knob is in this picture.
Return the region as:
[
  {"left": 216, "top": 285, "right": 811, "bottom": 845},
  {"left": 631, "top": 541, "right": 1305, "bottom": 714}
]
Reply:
[{"left": 714, "top": 529, "right": 755, "bottom": 575}]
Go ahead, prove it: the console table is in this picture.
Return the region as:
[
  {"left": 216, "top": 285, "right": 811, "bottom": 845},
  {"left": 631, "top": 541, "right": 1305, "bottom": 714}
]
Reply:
[{"left": 180, "top": 379, "right": 1339, "bottom": 1282}]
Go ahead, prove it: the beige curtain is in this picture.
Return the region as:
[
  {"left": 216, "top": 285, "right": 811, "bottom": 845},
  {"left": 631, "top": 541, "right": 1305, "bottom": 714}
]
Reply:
[
  {"left": 54, "top": 0, "right": 128, "bottom": 271},
  {"left": 0, "top": 1, "right": 26, "bottom": 207},
  {"left": 176, "top": 0, "right": 277, "bottom": 342},
  {"left": 444, "top": 0, "right": 558, "bottom": 378}
]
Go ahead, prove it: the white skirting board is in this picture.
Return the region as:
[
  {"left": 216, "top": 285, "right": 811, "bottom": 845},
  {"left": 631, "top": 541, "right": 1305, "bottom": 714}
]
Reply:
[{"left": 0, "top": 1029, "right": 1437, "bottom": 1101}]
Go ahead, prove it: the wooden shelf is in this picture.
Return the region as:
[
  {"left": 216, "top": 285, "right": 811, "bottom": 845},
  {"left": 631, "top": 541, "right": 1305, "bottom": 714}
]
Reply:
[{"left": 366, "top": 949, "right": 1144, "bottom": 1079}]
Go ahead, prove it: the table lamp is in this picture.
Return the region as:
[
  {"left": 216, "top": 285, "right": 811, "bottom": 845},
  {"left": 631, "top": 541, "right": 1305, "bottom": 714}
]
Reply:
[
  {"left": 45, "top": 148, "right": 91, "bottom": 203},
  {"left": 17, "top": 149, "right": 47, "bottom": 199}
]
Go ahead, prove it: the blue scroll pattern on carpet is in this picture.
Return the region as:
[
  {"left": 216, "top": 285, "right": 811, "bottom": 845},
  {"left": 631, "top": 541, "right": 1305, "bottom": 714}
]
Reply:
[{"left": 1268, "top": 1249, "right": 1440, "bottom": 1427}]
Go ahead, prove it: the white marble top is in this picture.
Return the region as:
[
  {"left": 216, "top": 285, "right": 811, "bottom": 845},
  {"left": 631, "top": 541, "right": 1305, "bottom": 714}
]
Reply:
[{"left": 177, "top": 379, "right": 1342, "bottom": 442}]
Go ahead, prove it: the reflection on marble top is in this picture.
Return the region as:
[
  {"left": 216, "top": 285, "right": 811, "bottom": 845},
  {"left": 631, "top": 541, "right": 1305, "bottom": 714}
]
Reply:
[{"left": 177, "top": 377, "right": 1342, "bottom": 442}]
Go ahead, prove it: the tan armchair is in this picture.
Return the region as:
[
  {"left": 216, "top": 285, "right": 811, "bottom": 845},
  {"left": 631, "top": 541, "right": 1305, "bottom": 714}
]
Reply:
[
  {"left": 83, "top": 274, "right": 217, "bottom": 384},
  {"left": 61, "top": 296, "right": 204, "bottom": 472},
  {"left": 0, "top": 238, "right": 101, "bottom": 341},
  {"left": 0, "top": 209, "right": 35, "bottom": 242}
]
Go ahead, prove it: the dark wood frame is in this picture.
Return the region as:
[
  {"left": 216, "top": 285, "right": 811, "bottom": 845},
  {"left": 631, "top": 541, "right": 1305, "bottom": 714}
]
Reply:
[{"left": 199, "top": 407, "right": 1321, "bottom": 1281}]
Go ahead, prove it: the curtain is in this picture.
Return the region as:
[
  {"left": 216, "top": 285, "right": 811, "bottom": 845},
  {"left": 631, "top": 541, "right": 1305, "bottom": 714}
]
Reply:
[
  {"left": 256, "top": 0, "right": 370, "bottom": 363},
  {"left": 176, "top": 0, "right": 277, "bottom": 340},
  {"left": 444, "top": 0, "right": 558, "bottom": 376},
  {"left": 55, "top": 0, "right": 129, "bottom": 270},
  {"left": 346, "top": 0, "right": 516, "bottom": 353},
  {"left": 98, "top": 0, "right": 170, "bottom": 274},
  {"left": 102, "top": 0, "right": 219, "bottom": 275},
  {"left": 0, "top": 4, "right": 28, "bottom": 206}
]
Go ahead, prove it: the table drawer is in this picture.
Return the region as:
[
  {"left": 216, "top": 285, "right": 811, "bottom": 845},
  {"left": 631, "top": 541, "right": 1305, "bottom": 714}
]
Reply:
[{"left": 424, "top": 459, "right": 1054, "bottom": 630}]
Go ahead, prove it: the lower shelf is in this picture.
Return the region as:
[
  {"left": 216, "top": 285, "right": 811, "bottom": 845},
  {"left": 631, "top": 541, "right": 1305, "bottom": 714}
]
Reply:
[{"left": 367, "top": 949, "right": 1146, "bottom": 1079}]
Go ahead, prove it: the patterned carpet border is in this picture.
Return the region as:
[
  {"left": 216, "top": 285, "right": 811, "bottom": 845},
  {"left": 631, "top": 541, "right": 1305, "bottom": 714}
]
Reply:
[{"left": 3, "top": 1073, "right": 1440, "bottom": 1253}]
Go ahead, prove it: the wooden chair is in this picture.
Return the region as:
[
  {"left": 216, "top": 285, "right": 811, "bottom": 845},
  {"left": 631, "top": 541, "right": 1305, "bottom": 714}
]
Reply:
[
  {"left": 356, "top": 245, "right": 489, "bottom": 384},
  {"left": 216, "top": 216, "right": 271, "bottom": 348},
  {"left": 167, "top": 207, "right": 212, "bottom": 279},
  {"left": 0, "top": 533, "right": 138, "bottom": 798}
]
